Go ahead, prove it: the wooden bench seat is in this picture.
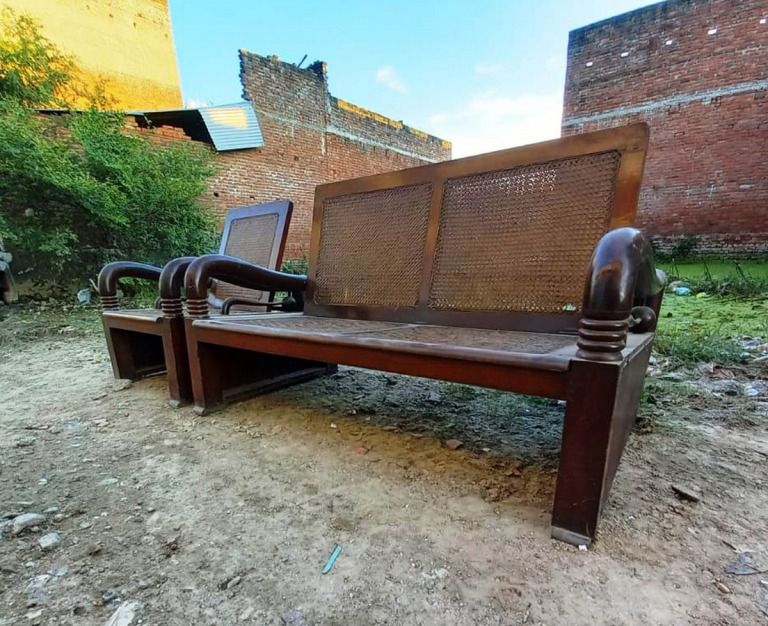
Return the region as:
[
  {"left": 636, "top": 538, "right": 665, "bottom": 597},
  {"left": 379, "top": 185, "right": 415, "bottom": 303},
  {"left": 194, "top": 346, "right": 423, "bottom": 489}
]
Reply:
[
  {"left": 192, "top": 313, "right": 645, "bottom": 372},
  {"left": 182, "top": 124, "right": 664, "bottom": 546}
]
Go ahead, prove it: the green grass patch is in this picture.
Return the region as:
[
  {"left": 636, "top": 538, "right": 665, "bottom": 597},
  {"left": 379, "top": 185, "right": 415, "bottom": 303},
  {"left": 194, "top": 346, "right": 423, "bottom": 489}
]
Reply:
[
  {"left": 653, "top": 330, "right": 743, "bottom": 367},
  {"left": 655, "top": 293, "right": 767, "bottom": 366},
  {"left": 659, "top": 260, "right": 768, "bottom": 297},
  {"left": 658, "top": 260, "right": 768, "bottom": 280}
]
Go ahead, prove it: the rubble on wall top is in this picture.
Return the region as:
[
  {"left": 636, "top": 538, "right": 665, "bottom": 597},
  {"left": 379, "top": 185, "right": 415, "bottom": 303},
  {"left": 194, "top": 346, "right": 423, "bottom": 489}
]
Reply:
[
  {"left": 240, "top": 50, "right": 327, "bottom": 79},
  {"left": 238, "top": 49, "right": 450, "bottom": 151},
  {"left": 333, "top": 98, "right": 450, "bottom": 148}
]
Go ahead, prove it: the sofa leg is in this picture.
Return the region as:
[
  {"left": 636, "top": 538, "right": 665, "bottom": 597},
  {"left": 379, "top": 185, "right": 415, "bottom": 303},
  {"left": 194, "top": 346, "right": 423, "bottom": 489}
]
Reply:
[
  {"left": 186, "top": 321, "right": 336, "bottom": 415},
  {"left": 551, "top": 343, "right": 652, "bottom": 545},
  {"left": 162, "top": 317, "right": 192, "bottom": 407},
  {"left": 186, "top": 328, "right": 225, "bottom": 415}
]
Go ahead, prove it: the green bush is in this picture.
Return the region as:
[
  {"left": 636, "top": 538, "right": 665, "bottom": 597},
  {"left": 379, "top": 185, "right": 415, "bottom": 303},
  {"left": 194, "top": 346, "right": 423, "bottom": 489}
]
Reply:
[{"left": 0, "top": 8, "right": 218, "bottom": 292}]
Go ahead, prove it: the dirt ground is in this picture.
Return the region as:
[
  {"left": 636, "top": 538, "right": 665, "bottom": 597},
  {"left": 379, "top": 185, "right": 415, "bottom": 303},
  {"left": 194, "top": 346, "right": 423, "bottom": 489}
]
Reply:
[{"left": 1, "top": 307, "right": 767, "bottom": 625}]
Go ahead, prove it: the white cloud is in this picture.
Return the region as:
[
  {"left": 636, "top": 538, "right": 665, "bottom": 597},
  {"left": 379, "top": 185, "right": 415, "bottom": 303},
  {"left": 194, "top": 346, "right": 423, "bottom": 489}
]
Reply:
[
  {"left": 427, "top": 91, "right": 563, "bottom": 158},
  {"left": 375, "top": 65, "right": 408, "bottom": 94},
  {"left": 185, "top": 97, "right": 212, "bottom": 109},
  {"left": 473, "top": 63, "right": 503, "bottom": 76}
]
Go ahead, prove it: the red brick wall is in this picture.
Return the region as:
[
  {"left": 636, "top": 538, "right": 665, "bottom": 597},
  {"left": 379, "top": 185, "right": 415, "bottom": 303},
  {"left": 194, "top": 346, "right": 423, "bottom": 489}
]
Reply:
[
  {"left": 200, "top": 52, "right": 452, "bottom": 261},
  {"left": 129, "top": 53, "right": 450, "bottom": 261},
  {"left": 562, "top": 0, "right": 768, "bottom": 257}
]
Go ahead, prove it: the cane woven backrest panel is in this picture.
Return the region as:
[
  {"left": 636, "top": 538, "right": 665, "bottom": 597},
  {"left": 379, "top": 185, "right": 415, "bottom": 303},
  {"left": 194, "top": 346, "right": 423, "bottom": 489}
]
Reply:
[
  {"left": 428, "top": 151, "right": 621, "bottom": 314},
  {"left": 213, "top": 211, "right": 280, "bottom": 303},
  {"left": 306, "top": 124, "right": 648, "bottom": 328},
  {"left": 313, "top": 184, "right": 432, "bottom": 307}
]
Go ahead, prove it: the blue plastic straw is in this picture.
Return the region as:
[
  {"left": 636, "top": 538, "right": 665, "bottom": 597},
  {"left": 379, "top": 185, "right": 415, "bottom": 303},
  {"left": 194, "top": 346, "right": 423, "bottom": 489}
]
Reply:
[{"left": 322, "top": 544, "right": 342, "bottom": 574}]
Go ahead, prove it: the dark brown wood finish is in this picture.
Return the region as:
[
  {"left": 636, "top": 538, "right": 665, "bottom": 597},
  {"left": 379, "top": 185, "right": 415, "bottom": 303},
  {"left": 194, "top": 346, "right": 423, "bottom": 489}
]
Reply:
[
  {"left": 551, "top": 340, "right": 653, "bottom": 545},
  {"left": 210, "top": 200, "right": 293, "bottom": 306},
  {"left": 185, "top": 317, "right": 333, "bottom": 414},
  {"left": 189, "top": 321, "right": 578, "bottom": 400},
  {"left": 182, "top": 124, "right": 664, "bottom": 545},
  {"left": 98, "top": 201, "right": 293, "bottom": 406},
  {"left": 577, "top": 226, "right": 665, "bottom": 360}
]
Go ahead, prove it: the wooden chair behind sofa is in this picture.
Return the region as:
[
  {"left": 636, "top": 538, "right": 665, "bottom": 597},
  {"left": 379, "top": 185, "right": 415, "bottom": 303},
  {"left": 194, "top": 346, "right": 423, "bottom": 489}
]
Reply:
[{"left": 98, "top": 200, "right": 293, "bottom": 405}]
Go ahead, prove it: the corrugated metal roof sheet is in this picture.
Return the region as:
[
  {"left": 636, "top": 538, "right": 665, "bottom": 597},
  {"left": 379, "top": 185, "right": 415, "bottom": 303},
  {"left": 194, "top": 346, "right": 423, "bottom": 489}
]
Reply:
[{"left": 198, "top": 102, "right": 264, "bottom": 151}]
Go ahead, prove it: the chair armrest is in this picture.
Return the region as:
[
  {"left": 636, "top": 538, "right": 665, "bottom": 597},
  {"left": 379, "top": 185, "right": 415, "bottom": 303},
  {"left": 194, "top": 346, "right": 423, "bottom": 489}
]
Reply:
[
  {"left": 220, "top": 293, "right": 304, "bottom": 315},
  {"left": 577, "top": 227, "right": 666, "bottom": 361},
  {"left": 157, "top": 256, "right": 197, "bottom": 318},
  {"left": 97, "top": 261, "right": 162, "bottom": 310},
  {"left": 221, "top": 297, "right": 269, "bottom": 315},
  {"left": 185, "top": 254, "right": 307, "bottom": 318}
]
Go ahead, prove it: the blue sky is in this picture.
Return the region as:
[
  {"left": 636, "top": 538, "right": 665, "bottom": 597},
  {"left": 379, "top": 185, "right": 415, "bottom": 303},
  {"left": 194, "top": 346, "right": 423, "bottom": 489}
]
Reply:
[{"left": 169, "top": 0, "right": 656, "bottom": 156}]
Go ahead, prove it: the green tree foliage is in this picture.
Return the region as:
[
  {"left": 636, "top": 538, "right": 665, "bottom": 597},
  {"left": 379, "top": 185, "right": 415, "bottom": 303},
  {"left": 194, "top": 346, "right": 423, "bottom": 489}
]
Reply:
[{"left": 0, "top": 8, "right": 218, "bottom": 290}]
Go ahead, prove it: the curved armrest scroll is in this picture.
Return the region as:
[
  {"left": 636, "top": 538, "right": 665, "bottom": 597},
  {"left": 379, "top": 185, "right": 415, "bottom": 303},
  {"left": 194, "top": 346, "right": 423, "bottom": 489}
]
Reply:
[
  {"left": 577, "top": 227, "right": 666, "bottom": 361},
  {"left": 97, "top": 261, "right": 162, "bottom": 310},
  {"left": 184, "top": 254, "right": 307, "bottom": 318},
  {"left": 158, "top": 256, "right": 197, "bottom": 318}
]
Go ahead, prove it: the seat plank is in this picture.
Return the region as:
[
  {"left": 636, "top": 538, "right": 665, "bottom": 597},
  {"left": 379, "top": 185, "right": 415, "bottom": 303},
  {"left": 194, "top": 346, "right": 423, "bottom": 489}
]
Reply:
[{"left": 195, "top": 314, "right": 578, "bottom": 371}]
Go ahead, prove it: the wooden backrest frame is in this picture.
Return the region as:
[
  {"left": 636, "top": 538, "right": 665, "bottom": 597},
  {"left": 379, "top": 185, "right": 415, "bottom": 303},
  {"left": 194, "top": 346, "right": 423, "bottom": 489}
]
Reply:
[
  {"left": 212, "top": 200, "right": 293, "bottom": 303},
  {"left": 306, "top": 124, "right": 649, "bottom": 333}
]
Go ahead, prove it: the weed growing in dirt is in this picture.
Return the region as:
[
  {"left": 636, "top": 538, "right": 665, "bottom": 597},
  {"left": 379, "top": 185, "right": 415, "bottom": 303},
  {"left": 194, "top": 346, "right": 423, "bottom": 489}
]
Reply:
[
  {"left": 660, "top": 260, "right": 768, "bottom": 297},
  {"left": 440, "top": 383, "right": 479, "bottom": 402},
  {"left": 654, "top": 293, "right": 767, "bottom": 367},
  {"left": 653, "top": 330, "right": 743, "bottom": 367},
  {"left": 0, "top": 303, "right": 100, "bottom": 346},
  {"left": 637, "top": 379, "right": 705, "bottom": 432},
  {"left": 684, "top": 270, "right": 768, "bottom": 298}
]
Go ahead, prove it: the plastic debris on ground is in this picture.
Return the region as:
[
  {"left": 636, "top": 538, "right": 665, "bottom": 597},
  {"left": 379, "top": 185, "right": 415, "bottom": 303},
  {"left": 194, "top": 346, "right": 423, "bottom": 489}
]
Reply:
[{"left": 322, "top": 544, "right": 342, "bottom": 574}]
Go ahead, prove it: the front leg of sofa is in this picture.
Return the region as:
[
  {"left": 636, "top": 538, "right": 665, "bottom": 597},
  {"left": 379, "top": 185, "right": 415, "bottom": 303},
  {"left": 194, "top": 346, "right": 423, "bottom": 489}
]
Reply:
[
  {"left": 552, "top": 227, "right": 665, "bottom": 546},
  {"left": 97, "top": 261, "right": 162, "bottom": 310},
  {"left": 576, "top": 227, "right": 665, "bottom": 361},
  {"left": 184, "top": 254, "right": 308, "bottom": 319}
]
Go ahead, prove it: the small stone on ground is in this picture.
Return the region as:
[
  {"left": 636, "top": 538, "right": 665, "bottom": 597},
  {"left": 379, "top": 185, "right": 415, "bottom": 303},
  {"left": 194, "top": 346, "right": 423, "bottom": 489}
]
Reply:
[
  {"left": 37, "top": 532, "right": 61, "bottom": 551},
  {"left": 12, "top": 513, "right": 46, "bottom": 535}
]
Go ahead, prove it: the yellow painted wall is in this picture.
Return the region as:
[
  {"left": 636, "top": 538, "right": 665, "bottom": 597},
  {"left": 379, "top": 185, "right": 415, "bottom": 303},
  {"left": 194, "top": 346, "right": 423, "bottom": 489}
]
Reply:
[{"left": 6, "top": 0, "right": 182, "bottom": 110}]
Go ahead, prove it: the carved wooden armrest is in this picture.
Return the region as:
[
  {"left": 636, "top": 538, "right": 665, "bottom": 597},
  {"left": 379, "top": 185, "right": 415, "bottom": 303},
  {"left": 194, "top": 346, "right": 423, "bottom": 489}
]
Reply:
[
  {"left": 97, "top": 261, "right": 162, "bottom": 310},
  {"left": 157, "top": 256, "right": 197, "bottom": 318},
  {"left": 184, "top": 254, "right": 308, "bottom": 319},
  {"left": 577, "top": 227, "right": 666, "bottom": 361}
]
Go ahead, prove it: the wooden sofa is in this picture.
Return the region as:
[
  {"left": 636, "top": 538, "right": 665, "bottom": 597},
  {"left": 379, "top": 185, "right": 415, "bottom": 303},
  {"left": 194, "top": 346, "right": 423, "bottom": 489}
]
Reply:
[
  {"left": 98, "top": 200, "right": 294, "bottom": 405},
  {"left": 182, "top": 124, "right": 665, "bottom": 545}
]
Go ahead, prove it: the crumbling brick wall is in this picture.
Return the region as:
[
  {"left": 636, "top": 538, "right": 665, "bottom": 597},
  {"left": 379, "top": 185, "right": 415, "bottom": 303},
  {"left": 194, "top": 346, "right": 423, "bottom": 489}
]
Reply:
[
  {"left": 128, "top": 53, "right": 450, "bottom": 261},
  {"left": 207, "top": 52, "right": 451, "bottom": 260},
  {"left": 562, "top": 0, "right": 767, "bottom": 257}
]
